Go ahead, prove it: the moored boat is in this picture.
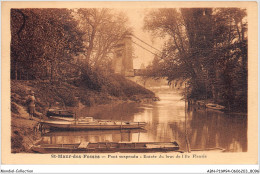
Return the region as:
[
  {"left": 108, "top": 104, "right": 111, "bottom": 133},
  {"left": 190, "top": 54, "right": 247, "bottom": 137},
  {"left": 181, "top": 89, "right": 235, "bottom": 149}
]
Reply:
[
  {"left": 206, "top": 103, "right": 225, "bottom": 111},
  {"left": 46, "top": 109, "right": 74, "bottom": 118},
  {"left": 40, "top": 118, "right": 146, "bottom": 130},
  {"left": 48, "top": 116, "right": 75, "bottom": 121},
  {"left": 43, "top": 129, "right": 147, "bottom": 136},
  {"left": 31, "top": 141, "right": 179, "bottom": 153}
]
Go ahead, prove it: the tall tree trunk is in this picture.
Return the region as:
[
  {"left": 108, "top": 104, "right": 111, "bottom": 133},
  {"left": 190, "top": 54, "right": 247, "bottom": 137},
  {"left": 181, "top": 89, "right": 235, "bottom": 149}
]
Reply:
[
  {"left": 15, "top": 62, "right": 18, "bottom": 80},
  {"left": 241, "top": 19, "right": 245, "bottom": 41},
  {"left": 51, "top": 61, "right": 54, "bottom": 81},
  {"left": 85, "top": 27, "right": 96, "bottom": 66}
]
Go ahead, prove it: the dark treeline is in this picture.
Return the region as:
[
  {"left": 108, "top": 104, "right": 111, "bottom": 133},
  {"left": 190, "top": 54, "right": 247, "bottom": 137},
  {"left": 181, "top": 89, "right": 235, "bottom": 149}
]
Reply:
[
  {"left": 143, "top": 8, "right": 247, "bottom": 112},
  {"left": 11, "top": 8, "right": 131, "bottom": 83},
  {"left": 10, "top": 8, "right": 156, "bottom": 107}
]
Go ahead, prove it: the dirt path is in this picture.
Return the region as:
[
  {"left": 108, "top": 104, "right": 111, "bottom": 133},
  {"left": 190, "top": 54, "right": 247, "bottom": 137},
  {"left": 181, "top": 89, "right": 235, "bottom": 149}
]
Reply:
[{"left": 11, "top": 103, "right": 42, "bottom": 153}]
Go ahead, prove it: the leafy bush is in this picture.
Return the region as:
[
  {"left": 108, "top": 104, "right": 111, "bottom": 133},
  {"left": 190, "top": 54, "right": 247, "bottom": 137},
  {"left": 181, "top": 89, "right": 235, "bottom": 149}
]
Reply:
[{"left": 11, "top": 69, "right": 155, "bottom": 116}]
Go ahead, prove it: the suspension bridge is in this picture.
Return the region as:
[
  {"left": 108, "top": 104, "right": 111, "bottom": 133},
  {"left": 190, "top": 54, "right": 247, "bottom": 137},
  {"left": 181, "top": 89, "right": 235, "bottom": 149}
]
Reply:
[{"left": 112, "top": 34, "right": 160, "bottom": 77}]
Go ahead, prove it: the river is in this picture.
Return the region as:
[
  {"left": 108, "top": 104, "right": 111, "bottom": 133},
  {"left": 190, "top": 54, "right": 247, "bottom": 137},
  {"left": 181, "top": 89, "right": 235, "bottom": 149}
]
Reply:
[{"left": 41, "top": 88, "right": 247, "bottom": 152}]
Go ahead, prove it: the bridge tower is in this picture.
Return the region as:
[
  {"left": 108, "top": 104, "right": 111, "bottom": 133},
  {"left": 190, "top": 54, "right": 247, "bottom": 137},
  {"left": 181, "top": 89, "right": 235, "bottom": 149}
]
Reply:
[{"left": 112, "top": 35, "right": 134, "bottom": 77}]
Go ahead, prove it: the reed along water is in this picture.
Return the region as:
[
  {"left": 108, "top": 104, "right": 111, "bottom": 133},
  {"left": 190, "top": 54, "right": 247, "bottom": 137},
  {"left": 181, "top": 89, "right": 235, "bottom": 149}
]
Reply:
[{"left": 41, "top": 88, "right": 247, "bottom": 152}]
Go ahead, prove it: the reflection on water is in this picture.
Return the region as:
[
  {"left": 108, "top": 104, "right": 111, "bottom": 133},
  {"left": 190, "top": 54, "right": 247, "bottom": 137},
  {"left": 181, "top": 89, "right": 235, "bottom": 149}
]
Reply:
[
  {"left": 42, "top": 89, "right": 247, "bottom": 152},
  {"left": 41, "top": 129, "right": 146, "bottom": 145}
]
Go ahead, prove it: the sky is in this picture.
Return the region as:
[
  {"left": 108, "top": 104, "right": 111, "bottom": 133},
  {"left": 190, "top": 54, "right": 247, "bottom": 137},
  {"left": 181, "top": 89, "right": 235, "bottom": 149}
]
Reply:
[{"left": 121, "top": 9, "right": 164, "bottom": 69}]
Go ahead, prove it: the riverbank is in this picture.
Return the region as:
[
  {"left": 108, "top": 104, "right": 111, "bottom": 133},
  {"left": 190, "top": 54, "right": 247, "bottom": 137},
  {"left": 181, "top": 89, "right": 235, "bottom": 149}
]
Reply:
[
  {"left": 187, "top": 99, "right": 247, "bottom": 115},
  {"left": 11, "top": 76, "right": 156, "bottom": 152},
  {"left": 11, "top": 114, "right": 40, "bottom": 153}
]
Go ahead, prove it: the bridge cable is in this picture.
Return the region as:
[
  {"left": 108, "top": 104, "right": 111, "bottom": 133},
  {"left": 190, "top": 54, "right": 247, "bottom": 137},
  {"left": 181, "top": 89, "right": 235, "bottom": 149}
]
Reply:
[
  {"left": 132, "top": 40, "right": 158, "bottom": 56},
  {"left": 131, "top": 34, "right": 161, "bottom": 52}
]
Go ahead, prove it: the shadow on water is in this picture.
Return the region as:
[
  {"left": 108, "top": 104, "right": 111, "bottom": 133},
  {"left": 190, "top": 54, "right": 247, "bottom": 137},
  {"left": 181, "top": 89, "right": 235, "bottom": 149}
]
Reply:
[
  {"left": 42, "top": 89, "right": 247, "bottom": 152},
  {"left": 171, "top": 108, "right": 247, "bottom": 152},
  {"left": 71, "top": 102, "right": 145, "bottom": 121},
  {"left": 41, "top": 129, "right": 146, "bottom": 145}
]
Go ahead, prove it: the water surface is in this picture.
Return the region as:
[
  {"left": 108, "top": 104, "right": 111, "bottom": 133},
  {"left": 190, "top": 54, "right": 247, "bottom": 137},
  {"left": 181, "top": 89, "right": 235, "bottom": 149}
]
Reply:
[{"left": 42, "top": 89, "right": 247, "bottom": 152}]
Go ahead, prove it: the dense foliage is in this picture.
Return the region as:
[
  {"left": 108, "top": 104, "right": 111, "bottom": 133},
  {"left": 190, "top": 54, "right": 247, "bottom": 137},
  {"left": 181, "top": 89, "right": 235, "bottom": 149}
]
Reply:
[
  {"left": 11, "top": 8, "right": 130, "bottom": 82},
  {"left": 11, "top": 9, "right": 85, "bottom": 80},
  {"left": 10, "top": 8, "right": 154, "bottom": 110},
  {"left": 144, "top": 8, "right": 247, "bottom": 111}
]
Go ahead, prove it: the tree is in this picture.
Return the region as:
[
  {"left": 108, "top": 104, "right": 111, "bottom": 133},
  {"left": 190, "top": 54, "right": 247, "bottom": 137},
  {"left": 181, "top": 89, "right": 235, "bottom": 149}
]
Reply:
[
  {"left": 11, "top": 8, "right": 85, "bottom": 80},
  {"left": 144, "top": 8, "right": 247, "bottom": 111},
  {"left": 213, "top": 8, "right": 247, "bottom": 109},
  {"left": 77, "top": 9, "right": 131, "bottom": 70}
]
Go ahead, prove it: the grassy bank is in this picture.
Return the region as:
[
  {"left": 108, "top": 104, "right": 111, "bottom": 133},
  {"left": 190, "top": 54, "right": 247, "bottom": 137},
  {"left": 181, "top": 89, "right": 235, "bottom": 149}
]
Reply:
[{"left": 11, "top": 74, "right": 155, "bottom": 152}]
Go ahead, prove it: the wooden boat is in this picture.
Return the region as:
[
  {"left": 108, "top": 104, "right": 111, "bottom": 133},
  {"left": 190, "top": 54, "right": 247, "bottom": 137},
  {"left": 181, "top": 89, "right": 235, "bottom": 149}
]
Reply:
[
  {"left": 46, "top": 109, "right": 74, "bottom": 118},
  {"left": 49, "top": 116, "right": 75, "bottom": 121},
  {"left": 43, "top": 129, "right": 147, "bottom": 136},
  {"left": 40, "top": 118, "right": 146, "bottom": 130},
  {"left": 31, "top": 141, "right": 179, "bottom": 153},
  {"left": 206, "top": 103, "right": 225, "bottom": 111}
]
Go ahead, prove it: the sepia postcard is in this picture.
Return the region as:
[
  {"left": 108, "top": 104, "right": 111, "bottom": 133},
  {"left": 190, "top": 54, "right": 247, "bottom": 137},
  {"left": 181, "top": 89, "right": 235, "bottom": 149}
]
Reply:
[{"left": 1, "top": 1, "right": 258, "bottom": 165}]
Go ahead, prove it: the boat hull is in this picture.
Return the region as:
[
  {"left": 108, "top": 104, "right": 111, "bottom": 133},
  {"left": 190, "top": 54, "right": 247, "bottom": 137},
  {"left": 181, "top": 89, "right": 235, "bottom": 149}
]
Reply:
[
  {"left": 31, "top": 142, "right": 179, "bottom": 153},
  {"left": 43, "top": 129, "right": 147, "bottom": 136},
  {"left": 205, "top": 103, "right": 226, "bottom": 111},
  {"left": 40, "top": 121, "right": 146, "bottom": 130},
  {"left": 47, "top": 110, "right": 74, "bottom": 118}
]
